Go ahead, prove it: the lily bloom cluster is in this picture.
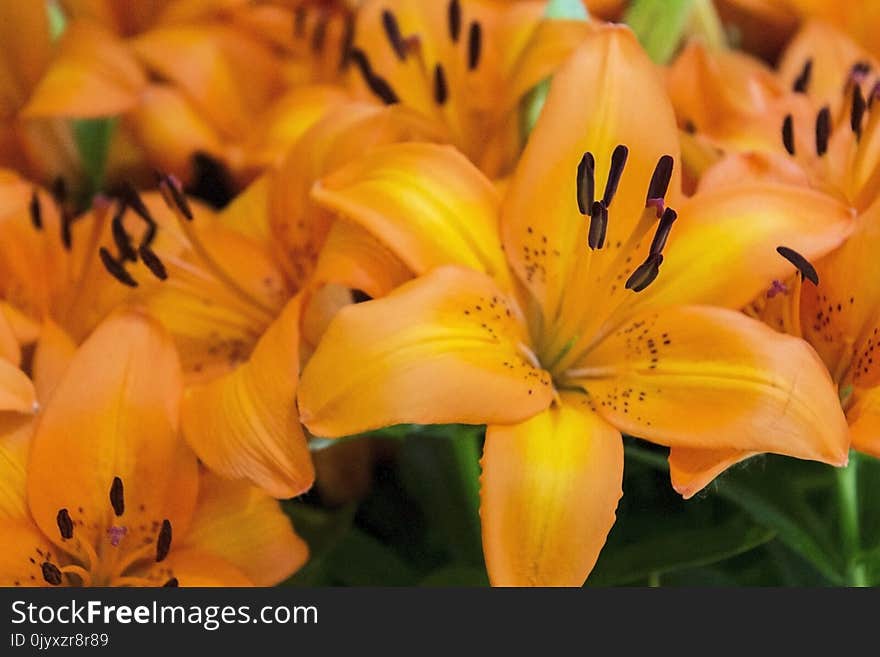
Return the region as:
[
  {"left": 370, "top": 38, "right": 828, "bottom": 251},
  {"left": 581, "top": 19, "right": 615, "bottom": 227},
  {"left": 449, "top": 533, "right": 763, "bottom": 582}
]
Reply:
[{"left": 0, "top": 0, "right": 875, "bottom": 587}]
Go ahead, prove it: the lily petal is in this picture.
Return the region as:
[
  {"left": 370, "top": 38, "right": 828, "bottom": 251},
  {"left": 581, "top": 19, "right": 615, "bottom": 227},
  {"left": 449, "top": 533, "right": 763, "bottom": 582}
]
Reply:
[
  {"left": 849, "top": 386, "right": 880, "bottom": 457},
  {"left": 502, "top": 25, "right": 680, "bottom": 328},
  {"left": 181, "top": 296, "right": 315, "bottom": 499},
  {"left": 23, "top": 21, "right": 146, "bottom": 118},
  {"left": 299, "top": 265, "right": 553, "bottom": 437},
  {"left": 26, "top": 310, "right": 199, "bottom": 558},
  {"left": 668, "top": 447, "right": 756, "bottom": 499},
  {"left": 0, "top": 416, "right": 33, "bottom": 521},
  {"left": 139, "top": 548, "right": 252, "bottom": 587},
  {"left": 32, "top": 321, "right": 77, "bottom": 405},
  {"left": 0, "top": 359, "right": 36, "bottom": 415},
  {"left": 572, "top": 305, "right": 849, "bottom": 465},
  {"left": 0, "top": 521, "right": 61, "bottom": 587},
  {"left": 182, "top": 472, "right": 308, "bottom": 585},
  {"left": 0, "top": 0, "right": 52, "bottom": 116},
  {"left": 481, "top": 394, "right": 623, "bottom": 586},
  {"left": 312, "top": 143, "right": 510, "bottom": 288},
  {"left": 636, "top": 182, "right": 854, "bottom": 311}
]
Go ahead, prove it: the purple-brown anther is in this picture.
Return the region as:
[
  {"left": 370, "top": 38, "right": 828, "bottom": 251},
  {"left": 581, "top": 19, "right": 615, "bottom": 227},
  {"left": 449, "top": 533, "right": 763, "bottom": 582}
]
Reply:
[
  {"left": 850, "top": 60, "right": 871, "bottom": 84},
  {"left": 793, "top": 58, "right": 812, "bottom": 93},
  {"left": 649, "top": 207, "right": 677, "bottom": 256},
  {"left": 851, "top": 84, "right": 866, "bottom": 139},
  {"left": 41, "top": 562, "right": 62, "bottom": 586},
  {"left": 467, "top": 21, "right": 482, "bottom": 70},
  {"left": 588, "top": 200, "right": 608, "bottom": 250},
  {"left": 156, "top": 519, "right": 172, "bottom": 563},
  {"left": 576, "top": 152, "right": 595, "bottom": 215},
  {"left": 350, "top": 48, "right": 400, "bottom": 105},
  {"left": 138, "top": 245, "right": 168, "bottom": 281},
  {"left": 107, "top": 525, "right": 127, "bottom": 547},
  {"left": 625, "top": 253, "right": 663, "bottom": 292},
  {"left": 434, "top": 63, "right": 448, "bottom": 105},
  {"left": 603, "top": 145, "right": 628, "bottom": 206},
  {"left": 112, "top": 204, "right": 137, "bottom": 262},
  {"left": 99, "top": 248, "right": 138, "bottom": 288},
  {"left": 777, "top": 246, "right": 819, "bottom": 285},
  {"left": 782, "top": 115, "right": 795, "bottom": 155},
  {"left": 646, "top": 155, "right": 674, "bottom": 216},
  {"left": 56, "top": 508, "right": 74, "bottom": 540},
  {"left": 816, "top": 106, "right": 831, "bottom": 156},
  {"left": 382, "top": 10, "right": 407, "bottom": 61},
  {"left": 157, "top": 173, "right": 194, "bottom": 222},
  {"left": 163, "top": 578, "right": 179, "bottom": 587},
  {"left": 110, "top": 476, "right": 125, "bottom": 517},
  {"left": 448, "top": 0, "right": 461, "bottom": 42},
  {"left": 29, "top": 190, "right": 42, "bottom": 230},
  {"left": 311, "top": 14, "right": 328, "bottom": 53}
]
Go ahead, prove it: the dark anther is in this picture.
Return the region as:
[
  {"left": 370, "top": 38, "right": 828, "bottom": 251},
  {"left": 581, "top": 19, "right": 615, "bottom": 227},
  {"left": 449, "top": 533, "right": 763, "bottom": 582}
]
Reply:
[
  {"left": 29, "top": 190, "right": 42, "bottom": 230},
  {"left": 157, "top": 172, "right": 194, "bottom": 221},
  {"left": 625, "top": 253, "right": 664, "bottom": 293},
  {"left": 851, "top": 84, "right": 866, "bottom": 139},
  {"left": 163, "top": 578, "right": 179, "bottom": 588},
  {"left": 352, "top": 289, "right": 373, "bottom": 304},
  {"left": 51, "top": 177, "right": 68, "bottom": 206},
  {"left": 448, "top": 0, "right": 462, "bottom": 42},
  {"left": 311, "top": 14, "right": 328, "bottom": 53},
  {"left": 110, "top": 476, "right": 125, "bottom": 517},
  {"left": 41, "top": 562, "right": 62, "bottom": 586},
  {"left": 646, "top": 155, "right": 674, "bottom": 207},
  {"left": 588, "top": 201, "right": 608, "bottom": 250},
  {"left": 60, "top": 212, "right": 73, "bottom": 251},
  {"left": 99, "top": 248, "right": 138, "bottom": 288},
  {"left": 434, "top": 63, "right": 448, "bottom": 105},
  {"left": 576, "top": 152, "right": 595, "bottom": 214},
  {"left": 603, "top": 145, "right": 629, "bottom": 206},
  {"left": 777, "top": 246, "right": 819, "bottom": 285},
  {"left": 467, "top": 21, "right": 482, "bottom": 70},
  {"left": 350, "top": 48, "right": 400, "bottom": 105},
  {"left": 782, "top": 115, "right": 795, "bottom": 155},
  {"left": 339, "top": 14, "right": 355, "bottom": 69},
  {"left": 119, "top": 183, "right": 153, "bottom": 225},
  {"left": 294, "top": 6, "right": 306, "bottom": 37},
  {"left": 815, "top": 106, "right": 831, "bottom": 156},
  {"left": 56, "top": 508, "right": 74, "bottom": 540},
  {"left": 382, "top": 10, "right": 407, "bottom": 60},
  {"left": 156, "top": 519, "right": 173, "bottom": 563},
  {"left": 649, "top": 208, "right": 677, "bottom": 256},
  {"left": 111, "top": 203, "right": 137, "bottom": 262},
  {"left": 139, "top": 245, "right": 168, "bottom": 281},
  {"left": 793, "top": 58, "right": 813, "bottom": 93},
  {"left": 851, "top": 60, "right": 872, "bottom": 83}
]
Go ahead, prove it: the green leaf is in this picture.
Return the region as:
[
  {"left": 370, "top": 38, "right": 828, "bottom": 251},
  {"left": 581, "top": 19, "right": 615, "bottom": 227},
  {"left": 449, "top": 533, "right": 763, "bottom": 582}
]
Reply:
[
  {"left": 398, "top": 426, "right": 484, "bottom": 566},
  {"left": 420, "top": 566, "right": 489, "bottom": 587},
  {"left": 587, "top": 514, "right": 775, "bottom": 586},
  {"left": 74, "top": 118, "right": 116, "bottom": 203}
]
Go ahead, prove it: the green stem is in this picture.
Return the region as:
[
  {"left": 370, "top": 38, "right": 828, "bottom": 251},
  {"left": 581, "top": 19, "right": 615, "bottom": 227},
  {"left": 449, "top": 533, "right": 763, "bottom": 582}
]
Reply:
[{"left": 836, "top": 452, "right": 868, "bottom": 586}]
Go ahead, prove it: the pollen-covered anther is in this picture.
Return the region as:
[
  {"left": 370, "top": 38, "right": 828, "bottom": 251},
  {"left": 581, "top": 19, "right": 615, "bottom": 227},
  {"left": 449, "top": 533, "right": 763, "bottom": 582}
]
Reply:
[
  {"left": 588, "top": 200, "right": 608, "bottom": 250},
  {"left": 110, "top": 476, "right": 125, "bottom": 517},
  {"left": 776, "top": 245, "right": 819, "bottom": 285},
  {"left": 603, "top": 145, "right": 629, "bottom": 206},
  {"left": 448, "top": 0, "right": 461, "bottom": 42},
  {"left": 56, "top": 508, "right": 74, "bottom": 540},
  {"left": 107, "top": 525, "right": 127, "bottom": 547},
  {"left": 434, "top": 63, "right": 448, "bottom": 105},
  {"left": 576, "top": 152, "right": 595, "bottom": 214},
  {"left": 99, "top": 247, "right": 138, "bottom": 288},
  {"left": 815, "top": 106, "right": 831, "bottom": 156},
  {"left": 645, "top": 154, "right": 674, "bottom": 217},
  {"left": 156, "top": 519, "right": 172, "bottom": 563},
  {"left": 851, "top": 84, "right": 866, "bottom": 140},
  {"left": 793, "top": 58, "right": 813, "bottom": 93},
  {"left": 29, "top": 190, "right": 42, "bottom": 230},
  {"left": 156, "top": 173, "right": 194, "bottom": 221},
  {"left": 467, "top": 21, "right": 482, "bottom": 70},
  {"left": 782, "top": 114, "right": 795, "bottom": 155},
  {"left": 381, "top": 10, "right": 407, "bottom": 61},
  {"left": 625, "top": 253, "right": 663, "bottom": 293},
  {"left": 767, "top": 279, "right": 789, "bottom": 299},
  {"left": 41, "top": 562, "right": 62, "bottom": 586},
  {"left": 139, "top": 244, "right": 168, "bottom": 281},
  {"left": 350, "top": 48, "right": 399, "bottom": 105},
  {"left": 649, "top": 207, "right": 677, "bottom": 256}
]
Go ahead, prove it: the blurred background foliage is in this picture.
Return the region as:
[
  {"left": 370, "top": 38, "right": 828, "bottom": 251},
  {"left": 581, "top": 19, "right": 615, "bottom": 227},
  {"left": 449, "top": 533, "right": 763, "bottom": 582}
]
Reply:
[{"left": 284, "top": 427, "right": 880, "bottom": 586}]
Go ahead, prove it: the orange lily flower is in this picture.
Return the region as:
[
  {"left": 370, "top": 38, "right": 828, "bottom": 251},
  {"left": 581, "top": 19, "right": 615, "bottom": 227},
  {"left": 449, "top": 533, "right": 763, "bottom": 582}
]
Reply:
[
  {"left": 88, "top": 99, "right": 440, "bottom": 499},
  {"left": 297, "top": 26, "right": 853, "bottom": 585},
  {"left": 0, "top": 309, "right": 307, "bottom": 587},
  {"left": 344, "top": 0, "right": 591, "bottom": 176},
  {"left": 0, "top": 2, "right": 83, "bottom": 186}
]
